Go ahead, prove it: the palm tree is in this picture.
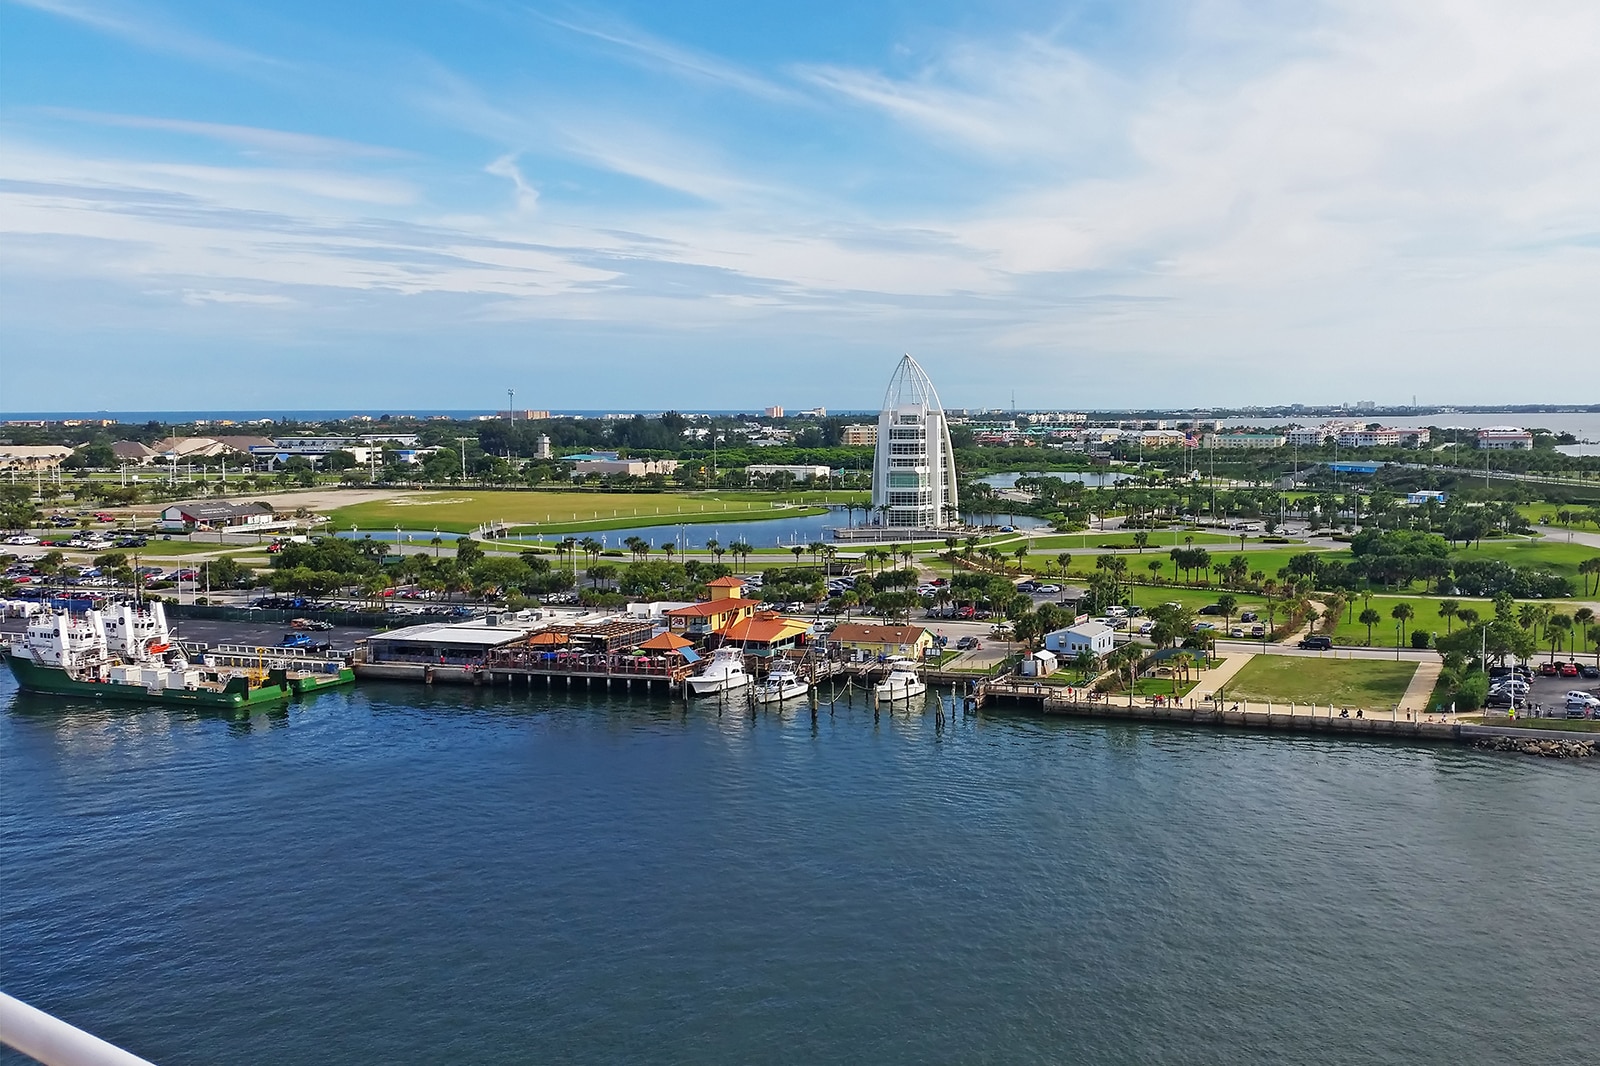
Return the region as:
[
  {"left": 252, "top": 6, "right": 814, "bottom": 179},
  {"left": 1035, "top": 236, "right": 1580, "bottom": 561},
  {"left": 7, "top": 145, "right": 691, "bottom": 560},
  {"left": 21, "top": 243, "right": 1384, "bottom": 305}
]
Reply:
[
  {"left": 1056, "top": 552, "right": 1071, "bottom": 578},
  {"left": 430, "top": 532, "right": 443, "bottom": 558},
  {"left": 1147, "top": 558, "right": 1163, "bottom": 583},
  {"left": 660, "top": 541, "right": 677, "bottom": 564},
  {"left": 705, "top": 537, "right": 720, "bottom": 559},
  {"left": 1391, "top": 602, "right": 1414, "bottom": 647},
  {"left": 808, "top": 541, "right": 828, "bottom": 568},
  {"left": 1456, "top": 606, "right": 1480, "bottom": 629},
  {"left": 1132, "top": 530, "right": 1149, "bottom": 553},
  {"left": 1013, "top": 544, "right": 1029, "bottom": 571},
  {"left": 1547, "top": 613, "right": 1572, "bottom": 662},
  {"left": 1438, "top": 598, "right": 1459, "bottom": 635},
  {"left": 1217, "top": 594, "right": 1237, "bottom": 634},
  {"left": 1359, "top": 607, "right": 1382, "bottom": 646}
]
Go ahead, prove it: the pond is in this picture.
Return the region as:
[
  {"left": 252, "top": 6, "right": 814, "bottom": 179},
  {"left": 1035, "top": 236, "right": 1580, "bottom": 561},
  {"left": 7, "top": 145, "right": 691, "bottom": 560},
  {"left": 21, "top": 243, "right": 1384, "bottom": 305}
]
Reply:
[
  {"left": 336, "top": 507, "right": 1051, "bottom": 552},
  {"left": 977, "top": 470, "right": 1135, "bottom": 489}
]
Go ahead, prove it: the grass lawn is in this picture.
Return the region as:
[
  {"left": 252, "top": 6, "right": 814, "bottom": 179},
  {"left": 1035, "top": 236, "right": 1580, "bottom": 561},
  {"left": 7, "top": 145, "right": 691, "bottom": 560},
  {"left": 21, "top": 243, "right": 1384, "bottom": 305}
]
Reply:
[
  {"left": 1024, "top": 530, "right": 1241, "bottom": 550},
  {"left": 1322, "top": 592, "right": 1497, "bottom": 648},
  {"left": 327, "top": 491, "right": 826, "bottom": 535},
  {"left": 1221, "top": 656, "right": 1419, "bottom": 707},
  {"left": 1452, "top": 538, "right": 1600, "bottom": 583},
  {"left": 1119, "top": 584, "right": 1276, "bottom": 622},
  {"left": 1105, "top": 675, "right": 1202, "bottom": 700}
]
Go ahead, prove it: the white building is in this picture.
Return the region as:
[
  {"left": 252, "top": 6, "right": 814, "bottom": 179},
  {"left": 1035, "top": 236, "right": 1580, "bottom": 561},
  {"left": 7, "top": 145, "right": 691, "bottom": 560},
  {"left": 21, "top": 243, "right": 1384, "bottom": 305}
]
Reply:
[
  {"left": 1043, "top": 621, "right": 1115, "bottom": 658},
  {"left": 746, "top": 464, "right": 831, "bottom": 480},
  {"left": 1475, "top": 427, "right": 1533, "bottom": 450},
  {"left": 1203, "top": 433, "right": 1287, "bottom": 449},
  {"left": 871, "top": 354, "right": 960, "bottom": 529}
]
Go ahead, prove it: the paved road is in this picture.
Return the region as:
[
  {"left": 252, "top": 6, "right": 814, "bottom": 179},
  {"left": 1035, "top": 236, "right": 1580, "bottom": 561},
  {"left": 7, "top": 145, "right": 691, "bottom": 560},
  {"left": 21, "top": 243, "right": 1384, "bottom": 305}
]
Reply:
[{"left": 1211, "top": 638, "right": 1440, "bottom": 663}]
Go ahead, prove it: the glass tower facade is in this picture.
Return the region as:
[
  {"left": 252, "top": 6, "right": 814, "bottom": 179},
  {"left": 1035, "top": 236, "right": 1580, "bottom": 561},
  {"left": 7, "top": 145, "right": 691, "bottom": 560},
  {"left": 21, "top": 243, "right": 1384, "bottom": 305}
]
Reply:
[{"left": 871, "top": 354, "right": 959, "bottom": 528}]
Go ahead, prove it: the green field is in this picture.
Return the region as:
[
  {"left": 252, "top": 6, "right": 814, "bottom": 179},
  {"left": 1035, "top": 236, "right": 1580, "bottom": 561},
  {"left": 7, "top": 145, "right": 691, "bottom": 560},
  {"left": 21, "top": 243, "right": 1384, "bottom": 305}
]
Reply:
[
  {"left": 326, "top": 492, "right": 827, "bottom": 535},
  {"left": 1023, "top": 530, "right": 1242, "bottom": 550},
  {"left": 1452, "top": 538, "right": 1600, "bottom": 582},
  {"left": 1222, "top": 656, "right": 1419, "bottom": 707},
  {"left": 1321, "top": 593, "right": 1495, "bottom": 648}
]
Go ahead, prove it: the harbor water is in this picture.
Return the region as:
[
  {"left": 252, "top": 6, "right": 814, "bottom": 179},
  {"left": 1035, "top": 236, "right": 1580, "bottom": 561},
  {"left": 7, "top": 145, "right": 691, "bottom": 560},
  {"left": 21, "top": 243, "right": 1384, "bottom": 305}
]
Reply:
[{"left": 2, "top": 675, "right": 1597, "bottom": 1065}]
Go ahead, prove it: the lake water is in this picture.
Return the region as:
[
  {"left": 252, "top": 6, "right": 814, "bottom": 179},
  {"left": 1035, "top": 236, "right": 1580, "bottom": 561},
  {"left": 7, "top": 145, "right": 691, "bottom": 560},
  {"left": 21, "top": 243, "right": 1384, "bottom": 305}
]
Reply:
[
  {"left": 4, "top": 676, "right": 1597, "bottom": 1065},
  {"left": 978, "top": 471, "right": 1133, "bottom": 489},
  {"left": 340, "top": 508, "right": 1050, "bottom": 552}
]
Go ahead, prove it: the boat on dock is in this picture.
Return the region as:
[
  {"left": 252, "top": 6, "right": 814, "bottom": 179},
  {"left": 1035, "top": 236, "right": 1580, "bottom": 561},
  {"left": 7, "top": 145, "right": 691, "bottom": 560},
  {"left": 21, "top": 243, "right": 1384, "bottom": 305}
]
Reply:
[
  {"left": 687, "top": 646, "right": 751, "bottom": 696},
  {"left": 2, "top": 602, "right": 353, "bottom": 708},
  {"left": 873, "top": 658, "right": 927, "bottom": 702},
  {"left": 752, "top": 663, "right": 809, "bottom": 704}
]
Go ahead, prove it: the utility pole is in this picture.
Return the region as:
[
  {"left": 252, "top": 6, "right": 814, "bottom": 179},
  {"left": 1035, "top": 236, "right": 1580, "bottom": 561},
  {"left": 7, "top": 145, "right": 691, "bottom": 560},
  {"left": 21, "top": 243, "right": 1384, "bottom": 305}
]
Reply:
[
  {"left": 507, "top": 389, "right": 515, "bottom": 422},
  {"left": 456, "top": 436, "right": 472, "bottom": 483}
]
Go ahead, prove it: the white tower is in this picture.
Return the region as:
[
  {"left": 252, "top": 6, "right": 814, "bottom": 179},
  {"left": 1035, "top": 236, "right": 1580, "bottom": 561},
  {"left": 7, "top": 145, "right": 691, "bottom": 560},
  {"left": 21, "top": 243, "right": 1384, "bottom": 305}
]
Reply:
[{"left": 871, "top": 354, "right": 959, "bottom": 529}]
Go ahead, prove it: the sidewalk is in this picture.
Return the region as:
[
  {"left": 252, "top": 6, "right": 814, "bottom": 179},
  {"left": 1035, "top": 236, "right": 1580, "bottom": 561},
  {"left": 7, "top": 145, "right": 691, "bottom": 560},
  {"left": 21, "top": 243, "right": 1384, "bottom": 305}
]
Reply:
[
  {"left": 1398, "top": 659, "right": 1441, "bottom": 713},
  {"left": 1191, "top": 652, "right": 1256, "bottom": 702}
]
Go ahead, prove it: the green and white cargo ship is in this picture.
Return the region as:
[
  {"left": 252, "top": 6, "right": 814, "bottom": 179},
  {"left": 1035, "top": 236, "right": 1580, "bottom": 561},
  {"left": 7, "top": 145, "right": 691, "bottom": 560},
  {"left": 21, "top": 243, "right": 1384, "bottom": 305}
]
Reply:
[{"left": 3, "top": 601, "right": 354, "bottom": 708}]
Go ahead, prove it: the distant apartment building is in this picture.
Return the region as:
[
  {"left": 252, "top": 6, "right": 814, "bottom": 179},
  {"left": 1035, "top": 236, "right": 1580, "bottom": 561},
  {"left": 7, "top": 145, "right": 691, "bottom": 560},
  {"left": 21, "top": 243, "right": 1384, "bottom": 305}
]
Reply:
[
  {"left": 1203, "top": 433, "right": 1287, "bottom": 449},
  {"left": 1285, "top": 426, "right": 1336, "bottom": 447},
  {"left": 841, "top": 424, "right": 878, "bottom": 447},
  {"left": 1475, "top": 427, "right": 1533, "bottom": 450},
  {"left": 795, "top": 407, "right": 826, "bottom": 417},
  {"left": 763, "top": 405, "right": 784, "bottom": 418},
  {"left": 1336, "top": 427, "right": 1429, "bottom": 448}
]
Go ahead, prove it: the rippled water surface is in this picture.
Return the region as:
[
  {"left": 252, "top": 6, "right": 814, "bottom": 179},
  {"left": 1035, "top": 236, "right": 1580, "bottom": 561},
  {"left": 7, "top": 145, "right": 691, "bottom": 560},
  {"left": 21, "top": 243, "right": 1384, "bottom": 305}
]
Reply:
[{"left": 3, "top": 674, "right": 1597, "bottom": 1065}]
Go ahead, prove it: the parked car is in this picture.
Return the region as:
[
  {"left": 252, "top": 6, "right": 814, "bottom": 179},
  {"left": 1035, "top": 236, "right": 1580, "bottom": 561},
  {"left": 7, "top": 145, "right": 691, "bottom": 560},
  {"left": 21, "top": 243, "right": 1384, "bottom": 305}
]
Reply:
[
  {"left": 1239, "top": 611, "right": 1258, "bottom": 622},
  {"left": 1198, "top": 604, "right": 1224, "bottom": 616},
  {"left": 1036, "top": 584, "right": 1061, "bottom": 595},
  {"left": 3, "top": 534, "right": 40, "bottom": 545},
  {"left": 1564, "top": 692, "right": 1599, "bottom": 709},
  {"left": 1538, "top": 662, "right": 1561, "bottom": 677},
  {"left": 1558, "top": 662, "right": 1579, "bottom": 677},
  {"left": 956, "top": 636, "right": 980, "bottom": 650},
  {"left": 1298, "top": 636, "right": 1332, "bottom": 650},
  {"left": 1582, "top": 665, "right": 1600, "bottom": 680}
]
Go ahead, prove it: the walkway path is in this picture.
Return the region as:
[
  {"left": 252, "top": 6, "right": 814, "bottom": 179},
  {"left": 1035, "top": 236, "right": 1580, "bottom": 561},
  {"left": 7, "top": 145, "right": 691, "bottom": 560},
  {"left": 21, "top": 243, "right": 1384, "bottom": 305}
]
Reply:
[
  {"left": 1191, "top": 652, "right": 1256, "bottom": 702},
  {"left": 1398, "top": 659, "right": 1442, "bottom": 714}
]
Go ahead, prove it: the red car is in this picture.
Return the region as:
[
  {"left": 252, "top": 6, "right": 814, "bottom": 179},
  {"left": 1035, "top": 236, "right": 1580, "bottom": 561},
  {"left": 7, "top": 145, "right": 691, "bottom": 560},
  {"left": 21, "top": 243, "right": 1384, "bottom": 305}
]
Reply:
[
  {"left": 1559, "top": 662, "right": 1580, "bottom": 677},
  {"left": 1539, "top": 661, "right": 1561, "bottom": 677}
]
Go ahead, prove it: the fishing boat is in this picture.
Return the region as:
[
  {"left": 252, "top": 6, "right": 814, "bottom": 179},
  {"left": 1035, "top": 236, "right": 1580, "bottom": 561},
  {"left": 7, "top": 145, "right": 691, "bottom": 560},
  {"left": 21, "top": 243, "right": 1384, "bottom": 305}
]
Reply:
[
  {"left": 873, "top": 657, "right": 926, "bottom": 702},
  {"left": 687, "top": 646, "right": 751, "bottom": 696},
  {"left": 752, "top": 662, "right": 809, "bottom": 704},
  {"left": 2, "top": 602, "right": 353, "bottom": 708}
]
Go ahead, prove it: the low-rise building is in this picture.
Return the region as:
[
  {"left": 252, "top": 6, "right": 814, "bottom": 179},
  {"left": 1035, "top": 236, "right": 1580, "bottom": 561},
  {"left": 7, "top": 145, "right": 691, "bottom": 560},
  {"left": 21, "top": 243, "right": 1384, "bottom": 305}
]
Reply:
[
  {"left": 1475, "top": 427, "right": 1533, "bottom": 450},
  {"left": 110, "top": 441, "right": 157, "bottom": 465},
  {"left": 720, "top": 611, "right": 811, "bottom": 657},
  {"left": 825, "top": 622, "right": 933, "bottom": 660},
  {"left": 1203, "top": 433, "right": 1287, "bottom": 449},
  {"left": 0, "top": 445, "right": 73, "bottom": 472},
  {"left": 1405, "top": 491, "right": 1449, "bottom": 505},
  {"left": 841, "top": 424, "right": 878, "bottom": 447},
  {"left": 365, "top": 618, "right": 542, "bottom": 666},
  {"left": 665, "top": 576, "right": 760, "bottom": 638},
  {"left": 745, "top": 464, "right": 832, "bottom": 481},
  {"left": 571, "top": 458, "right": 680, "bottom": 478},
  {"left": 1043, "top": 621, "right": 1115, "bottom": 658},
  {"left": 158, "top": 500, "right": 277, "bottom": 531}
]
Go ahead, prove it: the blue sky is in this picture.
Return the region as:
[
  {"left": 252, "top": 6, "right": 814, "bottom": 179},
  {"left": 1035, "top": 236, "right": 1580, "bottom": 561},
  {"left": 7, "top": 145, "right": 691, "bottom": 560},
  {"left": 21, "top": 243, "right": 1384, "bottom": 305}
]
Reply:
[{"left": 2, "top": 0, "right": 1597, "bottom": 413}]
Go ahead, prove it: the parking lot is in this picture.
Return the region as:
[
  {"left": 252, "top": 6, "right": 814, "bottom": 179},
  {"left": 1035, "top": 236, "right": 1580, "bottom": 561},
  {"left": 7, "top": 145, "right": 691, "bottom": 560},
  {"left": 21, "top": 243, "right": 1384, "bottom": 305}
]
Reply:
[{"left": 1494, "top": 662, "right": 1600, "bottom": 719}]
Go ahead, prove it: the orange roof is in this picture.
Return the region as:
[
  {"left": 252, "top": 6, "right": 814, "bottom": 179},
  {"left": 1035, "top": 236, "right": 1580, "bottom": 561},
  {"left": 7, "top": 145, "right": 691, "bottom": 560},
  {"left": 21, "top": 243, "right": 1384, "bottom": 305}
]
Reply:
[
  {"left": 705, "top": 576, "right": 745, "bottom": 587},
  {"left": 666, "top": 597, "right": 759, "bottom": 618},
  {"left": 722, "top": 613, "right": 810, "bottom": 645},
  {"left": 526, "top": 630, "right": 570, "bottom": 645},
  {"left": 827, "top": 623, "right": 930, "bottom": 646},
  {"left": 639, "top": 631, "right": 693, "bottom": 650}
]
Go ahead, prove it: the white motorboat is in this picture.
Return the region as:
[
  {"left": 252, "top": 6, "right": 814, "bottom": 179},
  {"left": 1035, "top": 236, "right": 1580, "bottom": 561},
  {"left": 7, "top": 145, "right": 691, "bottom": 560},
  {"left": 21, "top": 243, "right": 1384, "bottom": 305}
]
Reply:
[
  {"left": 752, "top": 663, "right": 809, "bottom": 704},
  {"left": 688, "top": 646, "right": 751, "bottom": 696},
  {"left": 873, "top": 657, "right": 926, "bottom": 702}
]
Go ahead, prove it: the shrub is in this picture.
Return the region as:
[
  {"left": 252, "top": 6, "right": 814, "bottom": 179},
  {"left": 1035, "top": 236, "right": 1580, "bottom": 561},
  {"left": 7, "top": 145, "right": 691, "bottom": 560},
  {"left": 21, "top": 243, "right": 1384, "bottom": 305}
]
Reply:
[{"left": 1410, "top": 630, "right": 1433, "bottom": 649}]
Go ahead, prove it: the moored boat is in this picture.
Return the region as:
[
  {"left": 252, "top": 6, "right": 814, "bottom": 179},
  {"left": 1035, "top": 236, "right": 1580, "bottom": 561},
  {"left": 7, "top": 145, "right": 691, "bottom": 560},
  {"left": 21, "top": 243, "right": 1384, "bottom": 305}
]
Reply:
[
  {"left": 873, "top": 657, "right": 926, "bottom": 702},
  {"left": 687, "top": 646, "right": 751, "bottom": 696},
  {"left": 2, "top": 602, "right": 353, "bottom": 708},
  {"left": 752, "top": 662, "right": 809, "bottom": 704}
]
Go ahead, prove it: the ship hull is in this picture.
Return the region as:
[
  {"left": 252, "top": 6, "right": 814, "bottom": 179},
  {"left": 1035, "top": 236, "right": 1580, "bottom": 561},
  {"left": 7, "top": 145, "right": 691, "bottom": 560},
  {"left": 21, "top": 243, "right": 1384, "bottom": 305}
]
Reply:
[{"left": 3, "top": 650, "right": 353, "bottom": 708}]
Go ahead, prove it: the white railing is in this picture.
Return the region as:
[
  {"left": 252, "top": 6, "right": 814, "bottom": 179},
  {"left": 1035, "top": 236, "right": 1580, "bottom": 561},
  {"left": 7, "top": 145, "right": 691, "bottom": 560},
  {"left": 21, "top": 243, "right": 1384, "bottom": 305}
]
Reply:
[{"left": 0, "top": 992, "right": 158, "bottom": 1066}]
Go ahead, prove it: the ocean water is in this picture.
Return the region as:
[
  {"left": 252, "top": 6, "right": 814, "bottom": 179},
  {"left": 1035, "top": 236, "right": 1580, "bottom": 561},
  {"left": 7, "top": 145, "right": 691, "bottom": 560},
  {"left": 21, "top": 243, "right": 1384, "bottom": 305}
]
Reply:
[{"left": 2, "top": 676, "right": 1597, "bottom": 1066}]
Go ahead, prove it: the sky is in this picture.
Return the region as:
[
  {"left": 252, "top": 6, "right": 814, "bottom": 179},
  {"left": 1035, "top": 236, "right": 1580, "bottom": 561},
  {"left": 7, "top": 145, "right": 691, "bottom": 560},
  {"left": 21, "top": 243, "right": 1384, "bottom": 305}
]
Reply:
[{"left": 1, "top": 0, "right": 1597, "bottom": 414}]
